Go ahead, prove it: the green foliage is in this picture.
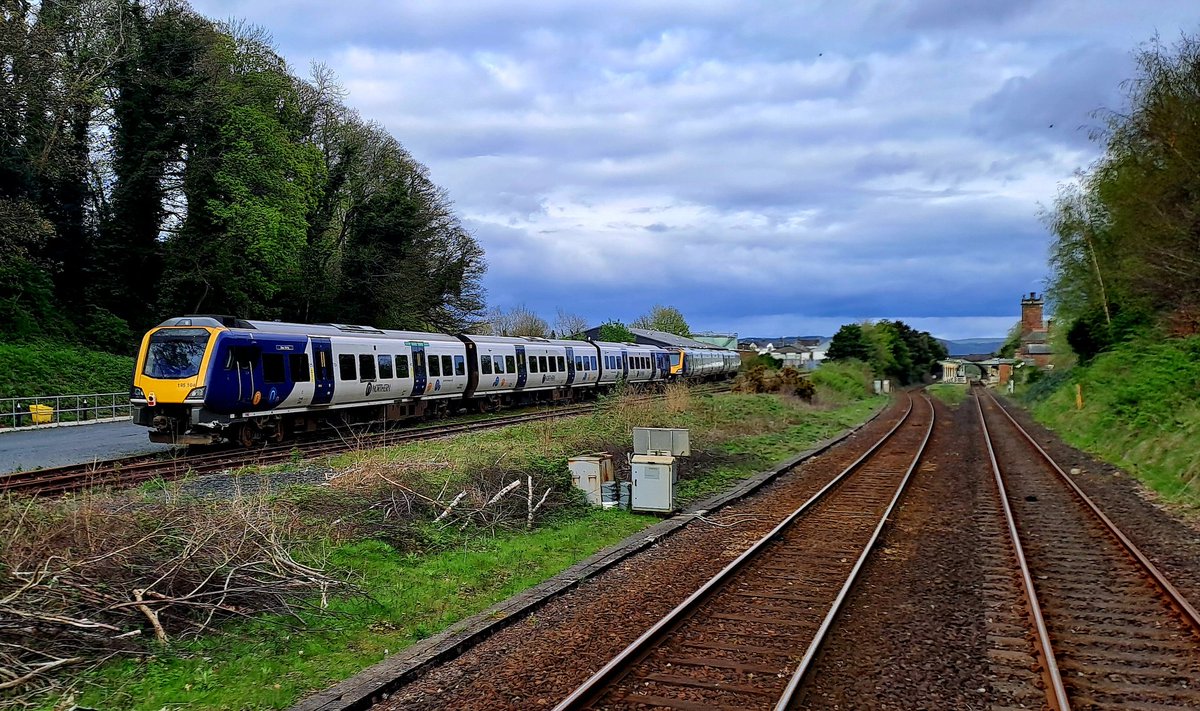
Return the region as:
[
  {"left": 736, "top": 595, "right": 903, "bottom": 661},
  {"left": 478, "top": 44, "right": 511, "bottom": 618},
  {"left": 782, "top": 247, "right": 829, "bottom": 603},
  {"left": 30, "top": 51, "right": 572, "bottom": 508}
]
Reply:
[
  {"left": 1065, "top": 303, "right": 1153, "bottom": 362},
  {"left": 743, "top": 353, "right": 782, "bottom": 371},
  {"left": 1, "top": 2, "right": 487, "bottom": 348},
  {"left": 926, "top": 383, "right": 968, "bottom": 406},
  {"left": 1044, "top": 31, "right": 1200, "bottom": 333},
  {"left": 596, "top": 320, "right": 637, "bottom": 343},
  {"left": 809, "top": 360, "right": 874, "bottom": 403},
  {"left": 826, "top": 320, "right": 946, "bottom": 385},
  {"left": 826, "top": 324, "right": 871, "bottom": 362},
  {"left": 0, "top": 342, "right": 135, "bottom": 399},
  {"left": 1027, "top": 336, "right": 1200, "bottom": 507},
  {"left": 631, "top": 305, "right": 691, "bottom": 337},
  {"left": 997, "top": 321, "right": 1022, "bottom": 358}
]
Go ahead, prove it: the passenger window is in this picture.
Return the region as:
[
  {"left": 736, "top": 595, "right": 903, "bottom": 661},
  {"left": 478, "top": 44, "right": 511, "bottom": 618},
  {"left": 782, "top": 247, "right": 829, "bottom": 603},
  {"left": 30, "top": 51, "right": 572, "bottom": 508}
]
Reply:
[
  {"left": 359, "top": 354, "right": 376, "bottom": 381},
  {"left": 396, "top": 355, "right": 409, "bottom": 378},
  {"left": 575, "top": 356, "right": 582, "bottom": 369},
  {"left": 338, "top": 354, "right": 356, "bottom": 381},
  {"left": 454, "top": 355, "right": 465, "bottom": 376},
  {"left": 289, "top": 353, "right": 310, "bottom": 382},
  {"left": 428, "top": 355, "right": 441, "bottom": 377},
  {"left": 481, "top": 356, "right": 493, "bottom": 374},
  {"left": 506, "top": 355, "right": 517, "bottom": 373},
  {"left": 493, "top": 356, "right": 504, "bottom": 373},
  {"left": 548, "top": 356, "right": 557, "bottom": 373},
  {"left": 379, "top": 355, "right": 393, "bottom": 379},
  {"left": 540, "top": 355, "right": 549, "bottom": 372},
  {"left": 262, "top": 353, "right": 286, "bottom": 383},
  {"left": 529, "top": 357, "right": 538, "bottom": 373},
  {"left": 557, "top": 356, "right": 565, "bottom": 371},
  {"left": 441, "top": 355, "right": 453, "bottom": 376}
]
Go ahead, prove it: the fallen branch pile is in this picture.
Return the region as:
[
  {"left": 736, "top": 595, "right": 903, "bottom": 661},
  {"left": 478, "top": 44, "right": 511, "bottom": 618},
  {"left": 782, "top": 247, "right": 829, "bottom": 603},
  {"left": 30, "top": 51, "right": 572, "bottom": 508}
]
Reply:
[{"left": 0, "top": 495, "right": 350, "bottom": 698}]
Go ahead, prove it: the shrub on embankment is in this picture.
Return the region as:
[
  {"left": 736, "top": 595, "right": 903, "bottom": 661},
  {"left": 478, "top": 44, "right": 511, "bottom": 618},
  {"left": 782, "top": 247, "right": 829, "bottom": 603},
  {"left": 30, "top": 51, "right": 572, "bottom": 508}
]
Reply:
[
  {"left": 1022, "top": 335, "right": 1200, "bottom": 507},
  {"left": 0, "top": 341, "right": 135, "bottom": 398},
  {"left": 809, "top": 360, "right": 875, "bottom": 404}
]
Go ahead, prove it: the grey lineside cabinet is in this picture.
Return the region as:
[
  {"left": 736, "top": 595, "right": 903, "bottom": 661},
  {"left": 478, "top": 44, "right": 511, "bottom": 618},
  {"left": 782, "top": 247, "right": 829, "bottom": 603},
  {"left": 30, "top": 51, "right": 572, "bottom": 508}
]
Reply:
[{"left": 631, "top": 454, "right": 675, "bottom": 513}]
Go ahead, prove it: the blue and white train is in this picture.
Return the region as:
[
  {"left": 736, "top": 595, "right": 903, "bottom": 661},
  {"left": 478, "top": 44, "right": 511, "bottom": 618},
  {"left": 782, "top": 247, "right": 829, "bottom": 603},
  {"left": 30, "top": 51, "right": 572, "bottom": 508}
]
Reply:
[{"left": 131, "top": 316, "right": 740, "bottom": 445}]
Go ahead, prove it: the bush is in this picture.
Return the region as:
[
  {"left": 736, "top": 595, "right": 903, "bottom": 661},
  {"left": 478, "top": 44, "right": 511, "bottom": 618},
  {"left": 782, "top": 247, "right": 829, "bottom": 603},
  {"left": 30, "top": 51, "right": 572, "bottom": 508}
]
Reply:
[{"left": 809, "top": 360, "right": 873, "bottom": 402}]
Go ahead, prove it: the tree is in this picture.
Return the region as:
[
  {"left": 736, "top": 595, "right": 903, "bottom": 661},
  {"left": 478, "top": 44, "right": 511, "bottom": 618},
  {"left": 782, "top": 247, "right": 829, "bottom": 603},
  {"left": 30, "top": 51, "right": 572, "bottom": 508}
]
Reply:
[
  {"left": 826, "top": 324, "right": 871, "bottom": 362},
  {"left": 484, "top": 305, "right": 548, "bottom": 337},
  {"left": 632, "top": 305, "right": 690, "bottom": 337},
  {"left": 1044, "top": 31, "right": 1200, "bottom": 337},
  {"left": 554, "top": 308, "right": 589, "bottom": 339},
  {"left": 597, "top": 320, "right": 636, "bottom": 343}
]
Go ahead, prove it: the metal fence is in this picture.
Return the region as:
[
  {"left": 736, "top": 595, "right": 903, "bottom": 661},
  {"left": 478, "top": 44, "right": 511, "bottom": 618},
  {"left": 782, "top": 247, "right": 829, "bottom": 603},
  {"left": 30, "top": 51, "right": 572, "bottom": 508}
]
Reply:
[{"left": 0, "top": 392, "right": 131, "bottom": 429}]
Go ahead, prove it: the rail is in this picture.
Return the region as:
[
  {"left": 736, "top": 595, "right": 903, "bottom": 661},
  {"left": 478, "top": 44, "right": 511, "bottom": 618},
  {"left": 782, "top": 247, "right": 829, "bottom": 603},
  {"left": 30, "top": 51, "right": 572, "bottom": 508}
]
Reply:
[
  {"left": 0, "top": 392, "right": 131, "bottom": 429},
  {"left": 554, "top": 392, "right": 934, "bottom": 710},
  {"left": 976, "top": 387, "right": 1200, "bottom": 708}
]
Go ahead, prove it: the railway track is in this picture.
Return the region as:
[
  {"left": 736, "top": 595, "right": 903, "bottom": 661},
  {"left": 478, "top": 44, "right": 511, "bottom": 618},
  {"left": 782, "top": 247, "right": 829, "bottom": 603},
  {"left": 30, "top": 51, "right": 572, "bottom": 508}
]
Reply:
[
  {"left": 3, "top": 384, "right": 729, "bottom": 497},
  {"left": 553, "top": 391, "right": 934, "bottom": 711},
  {"left": 975, "top": 387, "right": 1200, "bottom": 710}
]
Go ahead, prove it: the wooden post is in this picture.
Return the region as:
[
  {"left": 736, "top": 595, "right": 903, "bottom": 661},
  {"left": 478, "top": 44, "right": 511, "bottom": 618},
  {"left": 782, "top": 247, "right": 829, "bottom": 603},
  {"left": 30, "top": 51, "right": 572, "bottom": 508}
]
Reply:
[{"left": 1075, "top": 383, "right": 1083, "bottom": 410}]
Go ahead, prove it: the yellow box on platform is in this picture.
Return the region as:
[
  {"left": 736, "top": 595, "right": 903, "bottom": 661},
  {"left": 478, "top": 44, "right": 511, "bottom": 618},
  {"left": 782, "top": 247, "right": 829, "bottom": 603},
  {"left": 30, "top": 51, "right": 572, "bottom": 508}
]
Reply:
[{"left": 28, "top": 404, "right": 52, "bottom": 424}]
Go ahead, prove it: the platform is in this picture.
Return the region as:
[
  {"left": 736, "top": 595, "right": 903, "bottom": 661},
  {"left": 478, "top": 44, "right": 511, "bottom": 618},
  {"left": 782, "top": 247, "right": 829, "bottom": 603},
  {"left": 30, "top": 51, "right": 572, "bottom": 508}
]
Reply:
[{"left": 0, "top": 421, "right": 174, "bottom": 473}]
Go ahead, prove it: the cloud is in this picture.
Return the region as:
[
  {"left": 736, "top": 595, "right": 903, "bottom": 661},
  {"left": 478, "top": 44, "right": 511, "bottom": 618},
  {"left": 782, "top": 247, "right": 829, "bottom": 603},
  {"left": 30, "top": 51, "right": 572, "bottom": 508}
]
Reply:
[{"left": 188, "top": 0, "right": 1200, "bottom": 339}]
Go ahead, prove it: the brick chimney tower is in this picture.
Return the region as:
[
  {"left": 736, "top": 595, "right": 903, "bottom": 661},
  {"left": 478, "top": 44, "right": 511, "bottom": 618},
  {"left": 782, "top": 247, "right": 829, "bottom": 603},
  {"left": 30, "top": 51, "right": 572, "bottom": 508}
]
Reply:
[{"left": 1020, "top": 292, "right": 1045, "bottom": 335}]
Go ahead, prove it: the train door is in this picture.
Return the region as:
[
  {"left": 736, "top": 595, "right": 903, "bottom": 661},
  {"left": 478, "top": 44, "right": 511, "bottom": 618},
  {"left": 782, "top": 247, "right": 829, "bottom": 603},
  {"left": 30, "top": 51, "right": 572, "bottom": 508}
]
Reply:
[
  {"left": 311, "top": 338, "right": 334, "bottom": 405},
  {"left": 564, "top": 347, "right": 576, "bottom": 385},
  {"left": 410, "top": 345, "right": 427, "bottom": 397},
  {"left": 620, "top": 349, "right": 629, "bottom": 379},
  {"left": 228, "top": 344, "right": 258, "bottom": 409},
  {"left": 514, "top": 346, "right": 528, "bottom": 389}
]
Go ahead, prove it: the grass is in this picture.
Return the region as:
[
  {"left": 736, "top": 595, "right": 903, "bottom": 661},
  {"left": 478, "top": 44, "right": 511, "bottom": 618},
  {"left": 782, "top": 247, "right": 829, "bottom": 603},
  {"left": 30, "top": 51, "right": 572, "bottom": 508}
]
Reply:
[
  {"left": 1022, "top": 335, "right": 1200, "bottom": 509},
  {"left": 63, "top": 389, "right": 885, "bottom": 709},
  {"left": 73, "top": 509, "right": 650, "bottom": 710},
  {"left": 926, "top": 383, "right": 968, "bottom": 406},
  {"left": 0, "top": 341, "right": 134, "bottom": 399}
]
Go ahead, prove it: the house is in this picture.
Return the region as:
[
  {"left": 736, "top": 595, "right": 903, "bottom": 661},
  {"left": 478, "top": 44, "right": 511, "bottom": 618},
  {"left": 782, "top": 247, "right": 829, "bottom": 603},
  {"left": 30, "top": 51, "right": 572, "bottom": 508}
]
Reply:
[{"left": 1016, "top": 293, "right": 1053, "bottom": 367}]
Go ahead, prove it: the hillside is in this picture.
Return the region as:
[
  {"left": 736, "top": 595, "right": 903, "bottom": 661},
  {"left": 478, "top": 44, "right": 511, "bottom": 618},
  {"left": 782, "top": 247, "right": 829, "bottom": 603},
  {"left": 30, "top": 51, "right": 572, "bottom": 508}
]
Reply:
[
  {"left": 0, "top": 343, "right": 135, "bottom": 399},
  {"left": 1023, "top": 336, "right": 1200, "bottom": 508}
]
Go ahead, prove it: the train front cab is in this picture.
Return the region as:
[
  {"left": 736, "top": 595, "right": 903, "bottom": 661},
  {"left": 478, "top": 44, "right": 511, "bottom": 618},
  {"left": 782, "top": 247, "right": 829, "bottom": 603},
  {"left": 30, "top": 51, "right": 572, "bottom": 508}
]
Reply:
[{"left": 131, "top": 323, "right": 221, "bottom": 443}]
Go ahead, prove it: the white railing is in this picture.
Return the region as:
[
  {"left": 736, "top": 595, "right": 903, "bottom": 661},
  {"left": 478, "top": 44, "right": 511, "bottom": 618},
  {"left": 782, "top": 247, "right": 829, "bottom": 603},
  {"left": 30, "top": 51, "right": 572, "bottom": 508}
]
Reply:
[{"left": 0, "top": 393, "right": 131, "bottom": 429}]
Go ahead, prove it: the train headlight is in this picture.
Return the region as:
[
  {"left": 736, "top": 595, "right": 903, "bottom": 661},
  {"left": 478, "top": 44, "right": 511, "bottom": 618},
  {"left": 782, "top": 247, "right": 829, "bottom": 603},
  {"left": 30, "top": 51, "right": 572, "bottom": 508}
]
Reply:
[
  {"left": 184, "top": 387, "right": 207, "bottom": 403},
  {"left": 131, "top": 386, "right": 145, "bottom": 400}
]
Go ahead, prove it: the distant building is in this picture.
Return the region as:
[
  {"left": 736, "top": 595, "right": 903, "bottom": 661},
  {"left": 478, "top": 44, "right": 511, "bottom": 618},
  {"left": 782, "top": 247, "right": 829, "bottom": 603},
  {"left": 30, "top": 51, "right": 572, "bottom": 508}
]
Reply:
[
  {"left": 1016, "top": 292, "right": 1053, "bottom": 367},
  {"left": 582, "top": 325, "right": 730, "bottom": 350},
  {"left": 940, "top": 357, "right": 1019, "bottom": 385},
  {"left": 692, "top": 332, "right": 738, "bottom": 350},
  {"left": 735, "top": 336, "right": 830, "bottom": 369}
]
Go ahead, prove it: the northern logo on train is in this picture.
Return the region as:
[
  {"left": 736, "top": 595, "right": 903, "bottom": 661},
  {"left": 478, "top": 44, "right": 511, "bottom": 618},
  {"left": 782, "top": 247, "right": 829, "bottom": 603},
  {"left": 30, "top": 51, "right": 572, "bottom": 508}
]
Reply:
[{"left": 269, "top": 387, "right": 278, "bottom": 403}]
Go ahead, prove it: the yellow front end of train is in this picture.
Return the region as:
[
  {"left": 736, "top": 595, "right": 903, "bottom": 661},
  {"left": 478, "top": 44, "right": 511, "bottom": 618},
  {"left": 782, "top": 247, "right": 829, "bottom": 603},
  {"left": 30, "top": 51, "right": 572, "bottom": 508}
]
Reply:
[{"left": 131, "top": 325, "right": 221, "bottom": 439}]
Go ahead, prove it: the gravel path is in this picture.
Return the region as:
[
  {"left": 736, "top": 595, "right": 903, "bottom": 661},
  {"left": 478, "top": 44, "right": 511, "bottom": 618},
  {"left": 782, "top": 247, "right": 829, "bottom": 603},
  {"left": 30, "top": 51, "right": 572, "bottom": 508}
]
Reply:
[{"left": 798, "top": 396, "right": 1003, "bottom": 710}]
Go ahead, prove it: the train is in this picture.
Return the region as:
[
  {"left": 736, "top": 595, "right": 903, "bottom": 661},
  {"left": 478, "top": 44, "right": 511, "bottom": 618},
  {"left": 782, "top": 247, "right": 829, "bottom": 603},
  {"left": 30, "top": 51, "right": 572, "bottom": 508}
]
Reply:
[{"left": 130, "top": 315, "right": 741, "bottom": 445}]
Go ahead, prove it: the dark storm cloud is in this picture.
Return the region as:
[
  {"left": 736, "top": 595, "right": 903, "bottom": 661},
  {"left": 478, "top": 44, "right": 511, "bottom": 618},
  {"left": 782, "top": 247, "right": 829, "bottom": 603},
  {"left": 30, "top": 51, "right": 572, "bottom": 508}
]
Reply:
[
  {"left": 971, "top": 44, "right": 1131, "bottom": 148},
  {"left": 190, "top": 0, "right": 1200, "bottom": 339}
]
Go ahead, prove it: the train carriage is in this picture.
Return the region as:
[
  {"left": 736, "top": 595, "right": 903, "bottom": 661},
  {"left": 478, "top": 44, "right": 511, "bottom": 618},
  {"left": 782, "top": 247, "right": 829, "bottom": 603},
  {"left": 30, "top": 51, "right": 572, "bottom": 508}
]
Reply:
[{"left": 133, "top": 316, "right": 740, "bottom": 446}]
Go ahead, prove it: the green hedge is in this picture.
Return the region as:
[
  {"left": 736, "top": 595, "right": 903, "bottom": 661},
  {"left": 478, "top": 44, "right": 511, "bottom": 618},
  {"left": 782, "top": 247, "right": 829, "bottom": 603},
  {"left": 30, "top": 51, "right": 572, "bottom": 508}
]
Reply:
[{"left": 0, "top": 341, "right": 136, "bottom": 398}]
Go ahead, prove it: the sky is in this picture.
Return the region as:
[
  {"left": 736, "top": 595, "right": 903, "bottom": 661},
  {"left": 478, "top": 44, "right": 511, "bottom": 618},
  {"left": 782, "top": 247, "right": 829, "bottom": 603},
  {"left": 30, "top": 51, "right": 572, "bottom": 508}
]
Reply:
[{"left": 192, "top": 1, "right": 1200, "bottom": 339}]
